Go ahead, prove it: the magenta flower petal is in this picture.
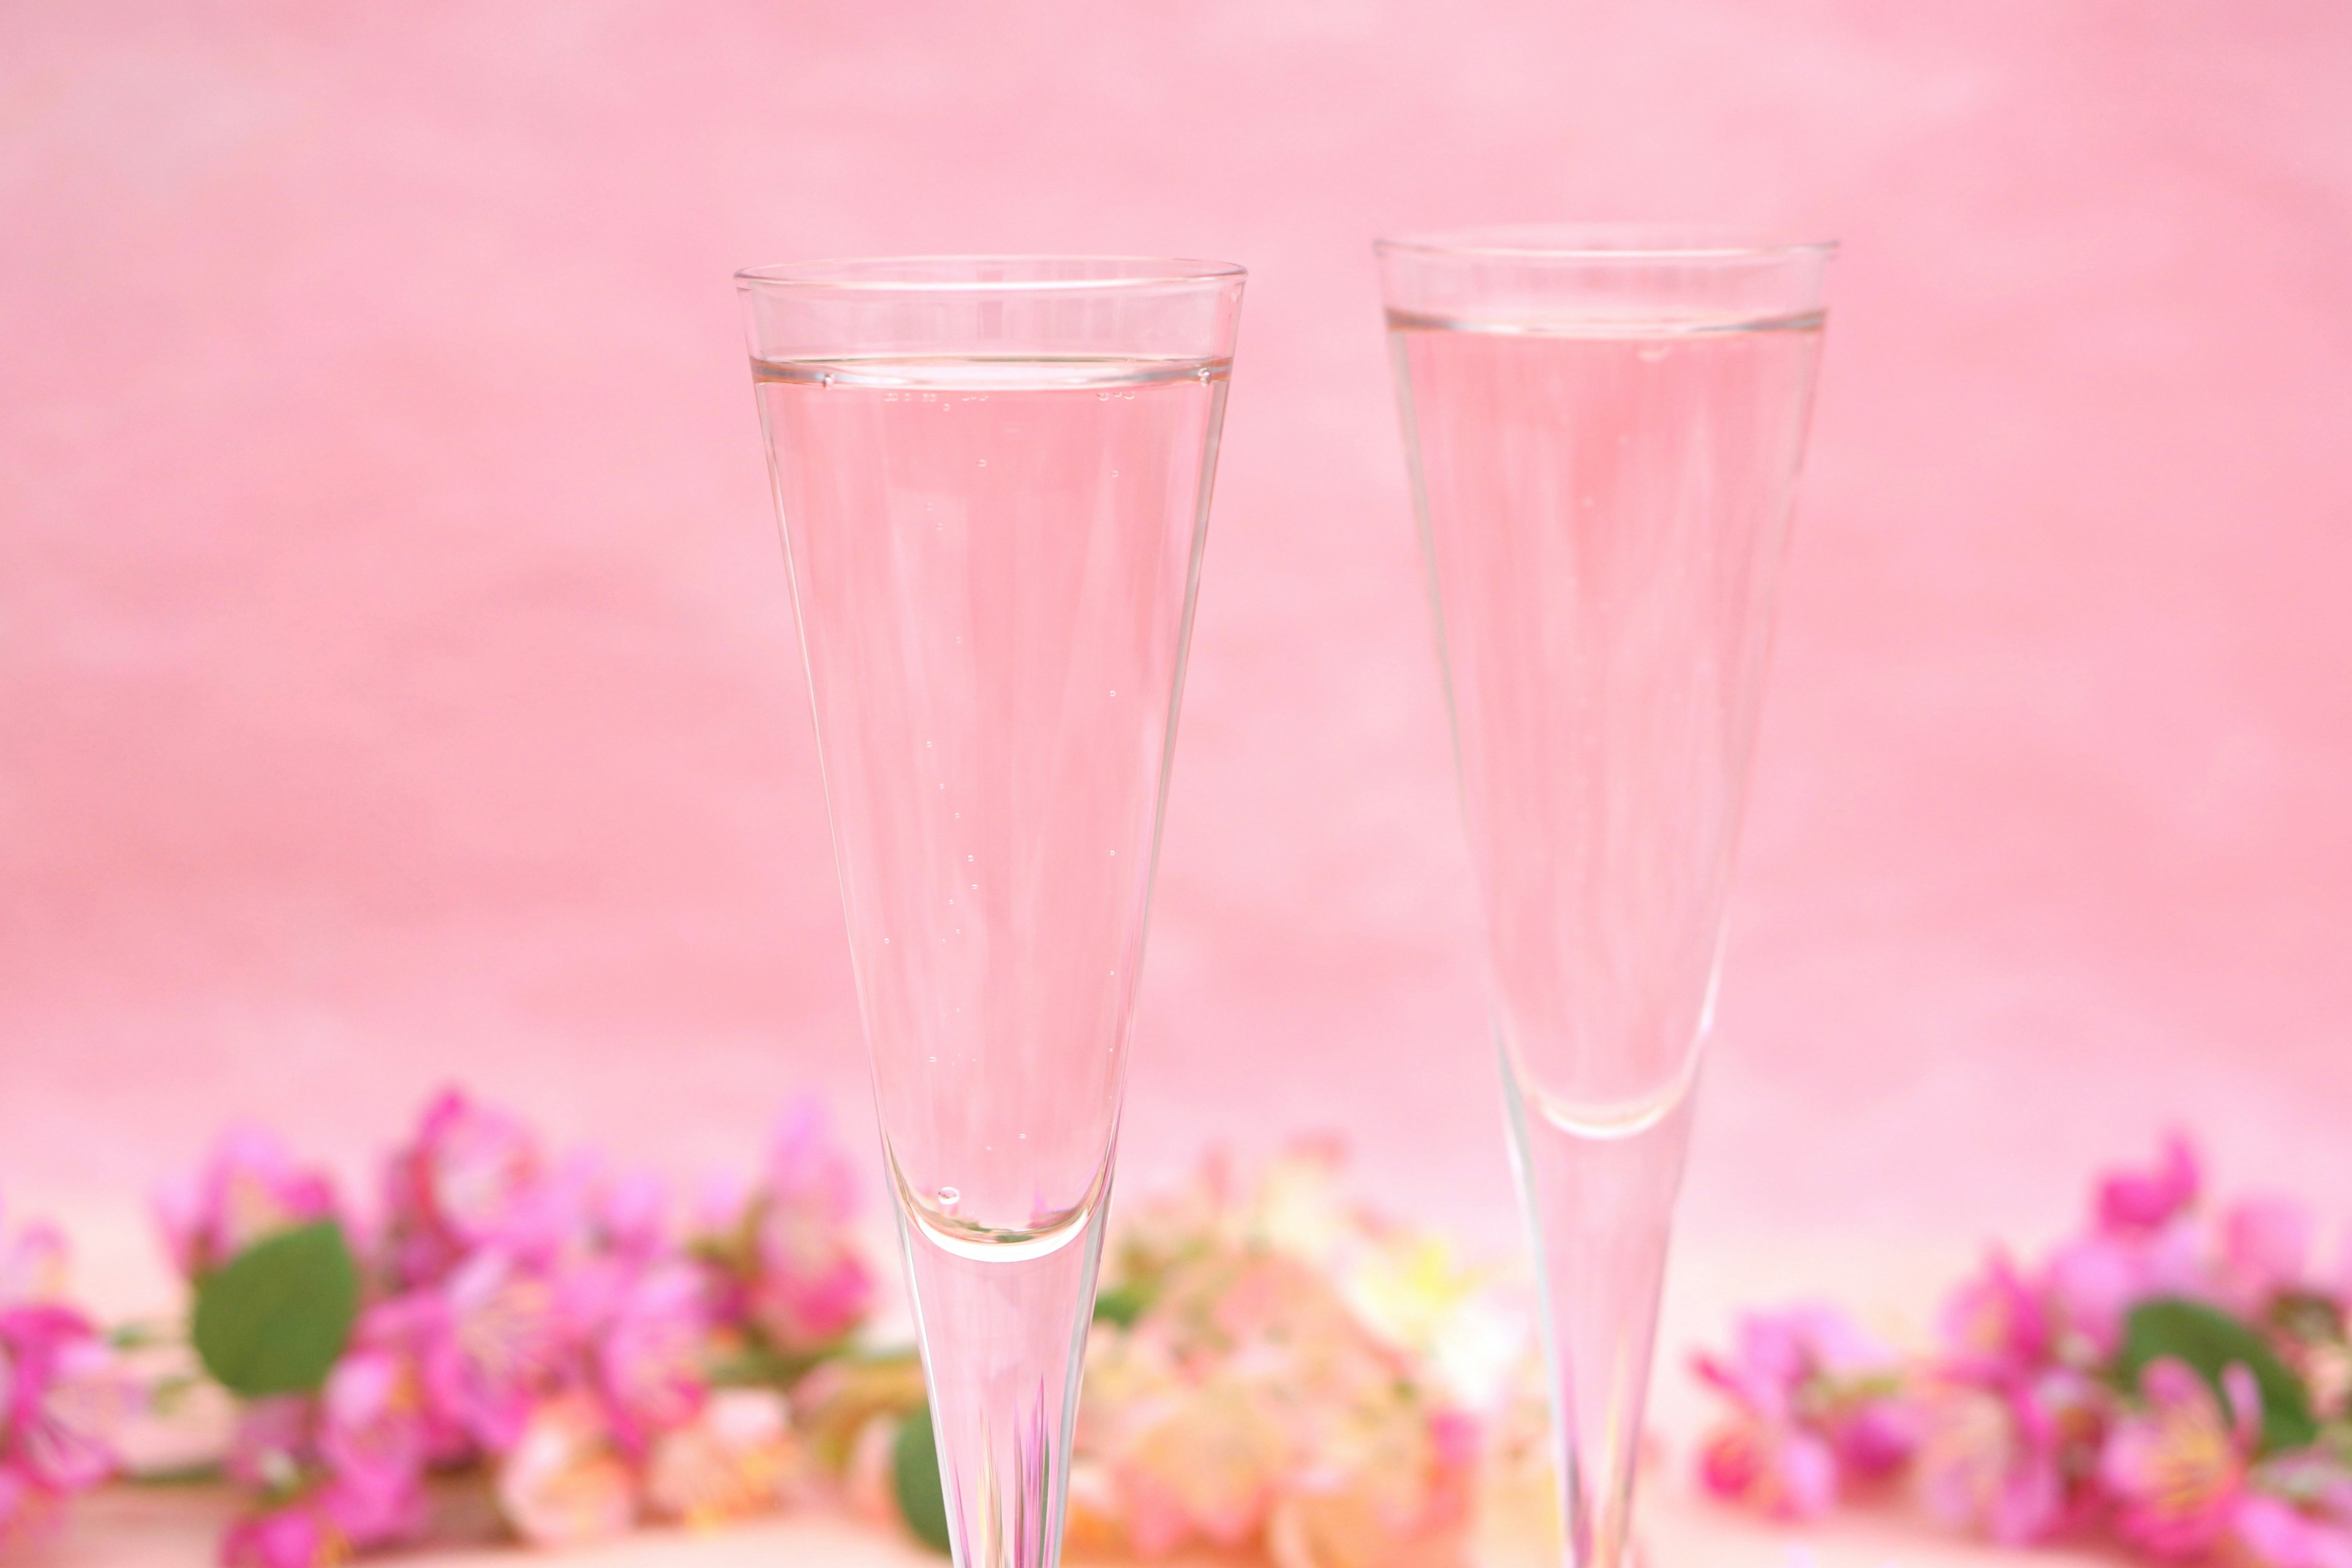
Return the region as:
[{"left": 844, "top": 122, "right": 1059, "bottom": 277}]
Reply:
[
  {"left": 2097, "top": 1134, "right": 2203, "bottom": 1235},
  {"left": 319, "top": 1471, "right": 429, "bottom": 1551},
  {"left": 0, "top": 1304, "right": 127, "bottom": 1496},
  {"left": 225, "top": 1395, "right": 317, "bottom": 1493},
  {"left": 221, "top": 1496, "right": 345, "bottom": 1568},
  {"left": 1939, "top": 1252, "right": 2049, "bottom": 1376},
  {"left": 382, "top": 1089, "right": 546, "bottom": 1289},
  {"left": 2102, "top": 1357, "right": 2252, "bottom": 1559},
  {"left": 1915, "top": 1376, "right": 2075, "bottom": 1545},
  {"left": 425, "top": 1250, "right": 566, "bottom": 1452},
  {"left": 743, "top": 1102, "right": 875, "bottom": 1353},
  {"left": 347, "top": 1291, "right": 472, "bottom": 1463},
  {"left": 1837, "top": 1398, "right": 1918, "bottom": 1480},
  {"left": 2234, "top": 1493, "right": 2352, "bottom": 1568},
  {"left": 154, "top": 1128, "right": 340, "bottom": 1281},
  {"left": 2041, "top": 1232, "right": 2143, "bottom": 1357},
  {"left": 318, "top": 1349, "right": 429, "bottom": 1529},
  {"left": 595, "top": 1262, "right": 709, "bottom": 1450},
  {"left": 1699, "top": 1418, "right": 1841, "bottom": 1519},
  {"left": 0, "top": 1200, "right": 69, "bottom": 1306},
  {"left": 0, "top": 1460, "right": 57, "bottom": 1547}
]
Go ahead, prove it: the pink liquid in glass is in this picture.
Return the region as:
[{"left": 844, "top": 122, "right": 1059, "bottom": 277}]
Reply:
[
  {"left": 755, "top": 355, "right": 1227, "bottom": 1255},
  {"left": 1393, "top": 317, "right": 1823, "bottom": 1131}
]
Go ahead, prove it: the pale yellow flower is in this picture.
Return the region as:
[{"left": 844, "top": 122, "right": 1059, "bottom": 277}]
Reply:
[
  {"left": 1471, "top": 1374, "right": 1565, "bottom": 1568},
  {"left": 1061, "top": 1457, "right": 1128, "bottom": 1558},
  {"left": 1243, "top": 1139, "right": 1360, "bottom": 1267},
  {"left": 1117, "top": 1371, "right": 1292, "bottom": 1553},
  {"left": 494, "top": 1394, "right": 638, "bottom": 1547},
  {"left": 643, "top": 1389, "right": 801, "bottom": 1529}
]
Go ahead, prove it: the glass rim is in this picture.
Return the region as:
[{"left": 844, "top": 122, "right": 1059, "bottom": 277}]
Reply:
[
  {"left": 1374, "top": 224, "right": 1838, "bottom": 263},
  {"left": 734, "top": 254, "right": 1248, "bottom": 293}
]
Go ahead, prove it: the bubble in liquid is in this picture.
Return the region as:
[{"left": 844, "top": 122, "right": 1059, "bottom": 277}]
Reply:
[{"left": 936, "top": 1187, "right": 960, "bottom": 1210}]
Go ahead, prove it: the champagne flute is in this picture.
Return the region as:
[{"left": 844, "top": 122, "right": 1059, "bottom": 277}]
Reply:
[
  {"left": 1379, "top": 227, "right": 1831, "bottom": 1568},
  {"left": 739, "top": 256, "right": 1244, "bottom": 1568}
]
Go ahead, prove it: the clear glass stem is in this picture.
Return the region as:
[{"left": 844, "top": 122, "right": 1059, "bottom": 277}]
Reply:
[
  {"left": 896, "top": 1187, "right": 1110, "bottom": 1568},
  {"left": 1503, "top": 1058, "right": 1697, "bottom": 1568}
]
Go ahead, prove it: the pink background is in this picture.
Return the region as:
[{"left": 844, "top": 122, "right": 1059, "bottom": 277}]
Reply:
[{"left": 7, "top": 1, "right": 2351, "bottom": 1262}]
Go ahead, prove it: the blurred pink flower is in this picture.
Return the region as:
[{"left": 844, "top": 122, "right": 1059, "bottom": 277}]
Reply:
[
  {"left": 644, "top": 1388, "right": 799, "bottom": 1528},
  {"left": 0, "top": 1194, "right": 68, "bottom": 1306},
  {"left": 511, "top": 1153, "right": 674, "bottom": 1274},
  {"left": 2, "top": 1286, "right": 127, "bottom": 1548},
  {"left": 1914, "top": 1371, "right": 2094, "bottom": 1545},
  {"left": 423, "top": 1249, "right": 566, "bottom": 1451},
  {"left": 2041, "top": 1233, "right": 2144, "bottom": 1359},
  {"left": 1698, "top": 1303, "right": 1901, "bottom": 1401},
  {"left": 1115, "top": 1371, "right": 1291, "bottom": 1551},
  {"left": 2222, "top": 1197, "right": 2316, "bottom": 1310},
  {"left": 316, "top": 1350, "right": 430, "bottom": 1547},
  {"left": 2041, "top": 1163, "right": 2209, "bottom": 1360},
  {"left": 2101, "top": 1357, "right": 2257, "bottom": 1559},
  {"left": 1692, "top": 1305, "right": 1912, "bottom": 1517},
  {"left": 1699, "top": 1420, "right": 1840, "bottom": 1520},
  {"left": 693, "top": 1100, "right": 874, "bottom": 1356},
  {"left": 1, "top": 1303, "right": 130, "bottom": 1504},
  {"left": 750, "top": 1102, "right": 873, "bottom": 1354},
  {"left": 10, "top": 1329, "right": 131, "bottom": 1494},
  {"left": 155, "top": 1128, "right": 339, "bottom": 1280},
  {"left": 0, "top": 1458, "right": 62, "bottom": 1548},
  {"left": 222, "top": 1478, "right": 420, "bottom": 1568},
  {"left": 1085, "top": 1240, "right": 1469, "bottom": 1565},
  {"left": 382, "top": 1089, "right": 546, "bottom": 1289},
  {"left": 591, "top": 1262, "right": 709, "bottom": 1452},
  {"left": 221, "top": 1496, "right": 347, "bottom": 1568},
  {"left": 221, "top": 1387, "right": 429, "bottom": 1566},
  {"left": 2235, "top": 1491, "right": 2352, "bottom": 1568},
  {"left": 320, "top": 1474, "right": 429, "bottom": 1554},
  {"left": 1940, "top": 1253, "right": 2051, "bottom": 1379},
  {"left": 1841, "top": 1400, "right": 1917, "bottom": 1480},
  {"left": 495, "top": 1393, "right": 639, "bottom": 1547},
  {"left": 226, "top": 1395, "right": 318, "bottom": 1496},
  {"left": 342, "top": 1292, "right": 469, "bottom": 1464},
  {"left": 581, "top": 1161, "right": 670, "bottom": 1269},
  {"left": 2098, "top": 1134, "right": 2202, "bottom": 1235}
]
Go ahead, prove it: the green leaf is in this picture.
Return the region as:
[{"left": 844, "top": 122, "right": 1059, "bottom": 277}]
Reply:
[
  {"left": 891, "top": 1402, "right": 954, "bottom": 1556},
  {"left": 2117, "top": 1296, "right": 2318, "bottom": 1453},
  {"left": 192, "top": 1220, "right": 359, "bottom": 1397},
  {"left": 1093, "top": 1279, "right": 1155, "bottom": 1329}
]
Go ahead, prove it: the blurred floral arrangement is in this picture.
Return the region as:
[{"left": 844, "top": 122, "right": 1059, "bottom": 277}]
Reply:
[
  {"left": 1692, "top": 1135, "right": 2352, "bottom": 1568},
  {"left": 20, "top": 1103, "right": 2343, "bottom": 1568},
  {"left": 0, "top": 1093, "right": 1530, "bottom": 1568}
]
